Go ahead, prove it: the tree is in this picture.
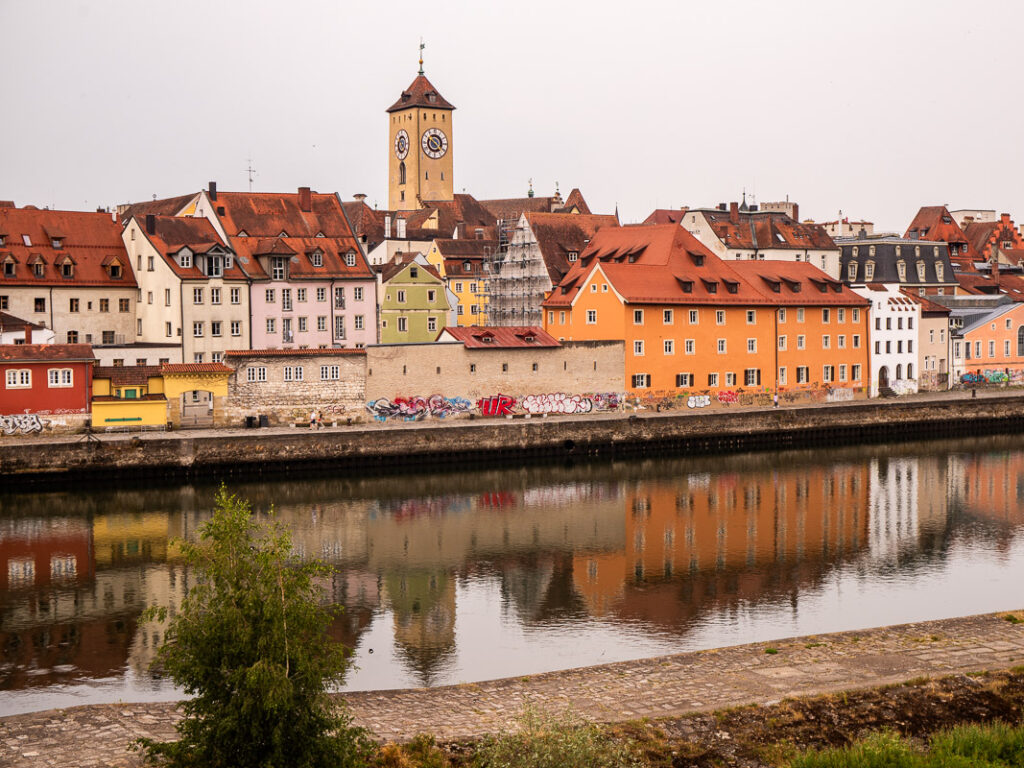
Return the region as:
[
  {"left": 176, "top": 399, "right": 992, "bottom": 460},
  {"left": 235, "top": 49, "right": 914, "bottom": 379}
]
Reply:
[{"left": 134, "top": 486, "right": 372, "bottom": 768}]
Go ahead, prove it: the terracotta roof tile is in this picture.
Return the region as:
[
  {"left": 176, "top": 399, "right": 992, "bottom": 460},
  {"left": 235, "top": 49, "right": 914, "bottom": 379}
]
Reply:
[
  {"left": 0, "top": 311, "right": 46, "bottom": 332},
  {"left": 117, "top": 193, "right": 199, "bottom": 225},
  {"left": 161, "top": 362, "right": 231, "bottom": 374},
  {"left": 93, "top": 365, "right": 162, "bottom": 386},
  {"left": 525, "top": 212, "right": 619, "bottom": 285},
  {"left": 223, "top": 348, "right": 366, "bottom": 357},
  {"left": 438, "top": 326, "right": 560, "bottom": 348},
  {"left": 699, "top": 209, "right": 836, "bottom": 250},
  {"left": 386, "top": 74, "right": 454, "bottom": 112},
  {"left": 0, "top": 343, "right": 95, "bottom": 362},
  {"left": 641, "top": 208, "right": 688, "bottom": 225},
  {"left": 93, "top": 394, "right": 167, "bottom": 402}
]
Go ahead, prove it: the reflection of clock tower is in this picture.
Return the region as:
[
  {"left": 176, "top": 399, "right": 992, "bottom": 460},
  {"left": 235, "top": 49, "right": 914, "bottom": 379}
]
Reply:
[{"left": 387, "top": 58, "right": 455, "bottom": 211}]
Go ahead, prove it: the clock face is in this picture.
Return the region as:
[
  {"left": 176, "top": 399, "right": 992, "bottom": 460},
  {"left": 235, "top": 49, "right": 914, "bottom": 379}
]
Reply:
[
  {"left": 394, "top": 130, "right": 410, "bottom": 160},
  {"left": 421, "top": 128, "right": 448, "bottom": 159}
]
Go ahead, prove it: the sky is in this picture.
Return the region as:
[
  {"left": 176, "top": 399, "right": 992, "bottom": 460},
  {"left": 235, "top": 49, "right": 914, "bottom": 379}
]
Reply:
[{"left": 3, "top": 0, "right": 1022, "bottom": 232}]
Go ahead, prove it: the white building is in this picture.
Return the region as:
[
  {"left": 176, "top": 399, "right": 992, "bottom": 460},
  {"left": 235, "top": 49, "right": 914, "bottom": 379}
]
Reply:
[{"left": 853, "top": 284, "right": 920, "bottom": 397}]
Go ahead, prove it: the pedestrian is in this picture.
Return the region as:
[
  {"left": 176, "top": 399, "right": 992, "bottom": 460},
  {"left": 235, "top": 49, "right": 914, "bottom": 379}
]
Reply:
[
  {"left": 773, "top": 393, "right": 779, "bottom": 408},
  {"left": 310, "top": 410, "right": 316, "bottom": 429},
  {"left": 317, "top": 410, "right": 324, "bottom": 429}
]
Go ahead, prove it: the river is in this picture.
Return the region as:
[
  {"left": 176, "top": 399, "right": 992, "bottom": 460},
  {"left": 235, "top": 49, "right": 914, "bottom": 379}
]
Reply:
[{"left": 2, "top": 435, "right": 1023, "bottom": 716}]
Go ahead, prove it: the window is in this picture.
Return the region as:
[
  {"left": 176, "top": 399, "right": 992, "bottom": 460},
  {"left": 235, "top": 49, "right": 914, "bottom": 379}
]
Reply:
[
  {"left": 147, "top": 255, "right": 155, "bottom": 271},
  {"left": 725, "top": 372, "right": 736, "bottom": 386},
  {"left": 746, "top": 310, "right": 756, "bottom": 324},
  {"left": 271, "top": 257, "right": 287, "bottom": 280},
  {"left": 708, "top": 372, "right": 719, "bottom": 387},
  {"left": 455, "top": 282, "right": 464, "bottom": 293},
  {"left": 778, "top": 367, "right": 787, "bottom": 385},
  {"left": 976, "top": 341, "right": 982, "bottom": 358},
  {"left": 989, "top": 340, "right": 995, "bottom": 358},
  {"left": 397, "top": 317, "right": 408, "bottom": 333},
  {"left": 823, "top": 365, "right": 834, "bottom": 383},
  {"left": 631, "top": 373, "right": 651, "bottom": 388},
  {"left": 48, "top": 368, "right": 74, "bottom": 388},
  {"left": 194, "top": 287, "right": 204, "bottom": 304},
  {"left": 427, "top": 316, "right": 437, "bottom": 332},
  {"left": 211, "top": 352, "right": 222, "bottom": 363},
  {"left": 663, "top": 309, "right": 673, "bottom": 324},
  {"left": 634, "top": 340, "right": 645, "bottom": 356},
  {"left": 119, "top": 298, "right": 130, "bottom": 312},
  {"left": 265, "top": 289, "right": 276, "bottom": 303},
  {"left": 283, "top": 366, "right": 304, "bottom": 382},
  {"left": 354, "top": 287, "right": 364, "bottom": 302},
  {"left": 560, "top": 311, "right": 566, "bottom": 324},
  {"left": 853, "top": 334, "right": 861, "bottom": 348},
  {"left": 796, "top": 366, "right": 809, "bottom": 383},
  {"left": 317, "top": 316, "right": 327, "bottom": 331},
  {"left": 822, "top": 335, "right": 830, "bottom": 349},
  {"left": 864, "top": 262, "right": 874, "bottom": 281},
  {"left": 633, "top": 309, "right": 644, "bottom": 325},
  {"left": 715, "top": 310, "right": 725, "bottom": 325},
  {"left": 664, "top": 339, "right": 674, "bottom": 355},
  {"left": 266, "top": 318, "right": 276, "bottom": 333},
  {"left": 427, "top": 289, "right": 436, "bottom": 303},
  {"left": 231, "top": 321, "right": 241, "bottom": 336},
  {"left": 34, "top": 297, "right": 45, "bottom": 313},
  {"left": 179, "top": 251, "right": 192, "bottom": 268},
  {"left": 778, "top": 308, "right": 786, "bottom": 322},
  {"left": 822, "top": 308, "right": 830, "bottom": 323},
  {"left": 409, "top": 267, "right": 418, "bottom": 278},
  {"left": 838, "top": 308, "right": 845, "bottom": 323},
  {"left": 797, "top": 308, "right": 805, "bottom": 322},
  {"left": 676, "top": 373, "right": 693, "bottom": 387},
  {"left": 778, "top": 335, "right": 787, "bottom": 350},
  {"left": 397, "top": 289, "right": 406, "bottom": 303},
  {"left": 99, "top": 298, "right": 109, "bottom": 312},
  {"left": 335, "top": 316, "right": 346, "bottom": 339},
  {"left": 69, "top": 298, "right": 79, "bottom": 312},
  {"left": 0, "top": 295, "right": 6, "bottom": 310},
  {"left": 282, "top": 289, "right": 292, "bottom": 311},
  {"left": 316, "top": 287, "right": 326, "bottom": 302},
  {"left": 689, "top": 310, "right": 699, "bottom": 324},
  {"left": 717, "top": 338, "right": 727, "bottom": 354},
  {"left": 193, "top": 321, "right": 204, "bottom": 337},
  {"left": 839, "top": 364, "right": 848, "bottom": 382},
  {"left": 797, "top": 335, "right": 805, "bottom": 350},
  {"left": 166, "top": 321, "right": 173, "bottom": 337},
  {"left": 5, "top": 369, "right": 31, "bottom": 388},
  {"left": 320, "top": 365, "right": 340, "bottom": 380},
  {"left": 246, "top": 366, "right": 267, "bottom": 382},
  {"left": 853, "top": 309, "right": 860, "bottom": 322},
  {"left": 456, "top": 304, "right": 464, "bottom": 316},
  {"left": 853, "top": 364, "right": 862, "bottom": 381},
  {"left": 345, "top": 251, "right": 357, "bottom": 267},
  {"left": 838, "top": 335, "right": 846, "bottom": 349},
  {"left": 165, "top": 288, "right": 172, "bottom": 306},
  {"left": 334, "top": 287, "right": 344, "bottom": 308},
  {"left": 744, "top": 368, "right": 760, "bottom": 386},
  {"left": 3, "top": 260, "right": 14, "bottom": 278},
  {"left": 847, "top": 262, "right": 857, "bottom": 281},
  {"left": 310, "top": 251, "right": 323, "bottom": 268},
  {"left": 211, "top": 321, "right": 222, "bottom": 337},
  {"left": 586, "top": 309, "right": 597, "bottom": 324},
  {"left": 685, "top": 339, "right": 695, "bottom": 354},
  {"left": 897, "top": 262, "right": 907, "bottom": 281},
  {"left": 66, "top": 330, "right": 78, "bottom": 343}
]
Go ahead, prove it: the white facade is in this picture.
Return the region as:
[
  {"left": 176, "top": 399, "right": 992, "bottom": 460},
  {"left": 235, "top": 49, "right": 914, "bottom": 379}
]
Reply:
[
  {"left": 0, "top": 323, "right": 54, "bottom": 345},
  {"left": 854, "top": 284, "right": 920, "bottom": 397}
]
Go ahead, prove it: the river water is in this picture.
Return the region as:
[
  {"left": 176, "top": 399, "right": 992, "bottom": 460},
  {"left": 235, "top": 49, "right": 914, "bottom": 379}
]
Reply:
[{"left": 2, "top": 436, "right": 1024, "bottom": 716}]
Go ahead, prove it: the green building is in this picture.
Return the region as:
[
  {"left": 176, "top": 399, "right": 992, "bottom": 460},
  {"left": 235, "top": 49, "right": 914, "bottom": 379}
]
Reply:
[{"left": 377, "top": 256, "right": 452, "bottom": 344}]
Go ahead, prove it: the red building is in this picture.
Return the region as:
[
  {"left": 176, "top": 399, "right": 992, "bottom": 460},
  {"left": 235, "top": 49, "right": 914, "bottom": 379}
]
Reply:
[{"left": 0, "top": 343, "right": 95, "bottom": 432}]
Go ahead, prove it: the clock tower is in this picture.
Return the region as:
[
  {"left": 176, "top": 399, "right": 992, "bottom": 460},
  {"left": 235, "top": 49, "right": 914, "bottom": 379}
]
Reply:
[{"left": 387, "top": 58, "right": 455, "bottom": 211}]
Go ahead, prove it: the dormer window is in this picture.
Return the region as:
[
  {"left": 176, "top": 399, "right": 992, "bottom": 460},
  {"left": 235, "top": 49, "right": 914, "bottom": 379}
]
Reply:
[
  {"left": 679, "top": 279, "right": 693, "bottom": 293},
  {"left": 3, "top": 257, "right": 15, "bottom": 277},
  {"left": 935, "top": 263, "right": 945, "bottom": 281},
  {"left": 311, "top": 250, "right": 323, "bottom": 267},
  {"left": 33, "top": 262, "right": 44, "bottom": 277},
  {"left": 701, "top": 278, "right": 717, "bottom": 294},
  {"left": 344, "top": 251, "right": 357, "bottom": 268},
  {"left": 51, "top": 238, "right": 63, "bottom": 249},
  {"left": 463, "top": 261, "right": 472, "bottom": 272},
  {"left": 179, "top": 249, "right": 192, "bottom": 268},
  {"left": 315, "top": 232, "right": 325, "bottom": 238},
  {"left": 22, "top": 235, "right": 31, "bottom": 246},
  {"left": 205, "top": 254, "right": 224, "bottom": 277},
  {"left": 897, "top": 261, "right": 906, "bottom": 281},
  {"left": 868, "top": 245, "right": 876, "bottom": 257},
  {"left": 60, "top": 261, "right": 74, "bottom": 278},
  {"left": 933, "top": 246, "right": 940, "bottom": 257},
  {"left": 914, "top": 246, "right": 921, "bottom": 257},
  {"left": 689, "top": 251, "right": 705, "bottom": 266},
  {"left": 865, "top": 261, "right": 875, "bottom": 281},
  {"left": 271, "top": 256, "right": 287, "bottom": 280},
  {"left": 847, "top": 262, "right": 857, "bottom": 281},
  {"left": 278, "top": 231, "right": 288, "bottom": 238},
  {"left": 109, "top": 263, "right": 122, "bottom": 279},
  {"left": 724, "top": 280, "right": 739, "bottom": 294},
  {"left": 237, "top": 230, "right": 248, "bottom": 237},
  {"left": 852, "top": 246, "right": 859, "bottom": 257},
  {"left": 568, "top": 251, "right": 578, "bottom": 262},
  {"left": 895, "top": 245, "right": 902, "bottom": 256},
  {"left": 0, "top": 235, "right": 5, "bottom": 246},
  {"left": 917, "top": 262, "right": 926, "bottom": 281}
]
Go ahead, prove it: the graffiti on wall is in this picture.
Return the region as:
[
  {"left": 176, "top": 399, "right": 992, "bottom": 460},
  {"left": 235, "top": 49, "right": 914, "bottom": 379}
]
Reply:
[
  {"left": 477, "top": 394, "right": 517, "bottom": 417},
  {"left": 0, "top": 413, "right": 49, "bottom": 435},
  {"left": 687, "top": 395, "right": 711, "bottom": 409},
  {"left": 961, "top": 370, "right": 1010, "bottom": 384},
  {"left": 826, "top": 387, "right": 855, "bottom": 403},
  {"left": 366, "top": 395, "right": 473, "bottom": 422},
  {"left": 521, "top": 393, "right": 593, "bottom": 415},
  {"left": 591, "top": 392, "right": 622, "bottom": 411}
]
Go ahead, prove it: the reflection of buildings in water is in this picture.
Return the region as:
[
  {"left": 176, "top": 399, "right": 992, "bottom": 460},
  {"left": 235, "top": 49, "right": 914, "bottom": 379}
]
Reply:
[
  {"left": 957, "top": 452, "right": 1024, "bottom": 527},
  {"left": 383, "top": 569, "right": 456, "bottom": 687},
  {"left": 0, "top": 516, "right": 94, "bottom": 593},
  {"left": 868, "top": 457, "right": 921, "bottom": 561},
  {"left": 92, "top": 511, "right": 182, "bottom": 567},
  {"left": 573, "top": 465, "right": 871, "bottom": 627},
  {"left": 126, "top": 563, "right": 189, "bottom": 677}
]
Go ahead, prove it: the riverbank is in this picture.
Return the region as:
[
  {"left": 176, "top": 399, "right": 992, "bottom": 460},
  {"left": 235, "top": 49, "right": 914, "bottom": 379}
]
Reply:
[
  {"left": 3, "top": 388, "right": 1024, "bottom": 488},
  {"left": 1, "top": 610, "right": 1022, "bottom": 767}
]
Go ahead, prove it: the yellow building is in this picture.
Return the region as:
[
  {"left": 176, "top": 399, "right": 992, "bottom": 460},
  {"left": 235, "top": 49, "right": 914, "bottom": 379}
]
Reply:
[
  {"left": 91, "top": 362, "right": 231, "bottom": 429},
  {"left": 387, "top": 63, "right": 455, "bottom": 211},
  {"left": 425, "top": 238, "right": 494, "bottom": 325}
]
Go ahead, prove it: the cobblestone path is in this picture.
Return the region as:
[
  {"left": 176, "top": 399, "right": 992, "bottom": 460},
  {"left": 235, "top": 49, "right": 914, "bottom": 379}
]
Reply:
[{"left": 2, "top": 610, "right": 1022, "bottom": 767}]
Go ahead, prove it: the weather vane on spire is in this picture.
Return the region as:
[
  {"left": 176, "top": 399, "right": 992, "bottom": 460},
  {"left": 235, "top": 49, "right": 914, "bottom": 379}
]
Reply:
[{"left": 418, "top": 38, "right": 425, "bottom": 75}]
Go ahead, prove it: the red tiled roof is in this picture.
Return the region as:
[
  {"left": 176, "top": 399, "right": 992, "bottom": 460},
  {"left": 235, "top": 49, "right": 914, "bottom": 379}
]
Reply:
[
  {"left": 379, "top": 258, "right": 443, "bottom": 283},
  {"left": 161, "top": 362, "right": 231, "bottom": 374},
  {"left": 438, "top": 326, "right": 560, "bottom": 348},
  {"left": 526, "top": 212, "right": 619, "bottom": 285},
  {"left": 387, "top": 74, "right": 455, "bottom": 112},
  {"left": 92, "top": 394, "right": 167, "bottom": 402},
  {"left": 434, "top": 238, "right": 498, "bottom": 257},
  {"left": 0, "top": 311, "right": 46, "bottom": 332},
  {"left": 223, "top": 348, "right": 366, "bottom": 357},
  {"left": 955, "top": 272, "right": 1001, "bottom": 295},
  {"left": 136, "top": 215, "right": 247, "bottom": 281},
  {"left": 0, "top": 207, "right": 136, "bottom": 288},
  {"left": 93, "top": 365, "right": 162, "bottom": 385},
  {"left": 699, "top": 209, "right": 836, "bottom": 250},
  {"left": 117, "top": 193, "right": 200, "bottom": 226},
  {"left": 642, "top": 209, "right": 688, "bottom": 225},
  {"left": 544, "top": 225, "right": 866, "bottom": 309},
  {"left": 901, "top": 290, "right": 951, "bottom": 314},
  {"left": 0, "top": 343, "right": 95, "bottom": 362},
  {"left": 904, "top": 206, "right": 978, "bottom": 263},
  {"left": 560, "top": 189, "right": 592, "bottom": 215}
]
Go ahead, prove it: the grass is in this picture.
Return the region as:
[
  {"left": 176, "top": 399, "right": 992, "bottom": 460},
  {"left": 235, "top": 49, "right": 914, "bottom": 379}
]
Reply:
[
  {"left": 788, "top": 721, "right": 1024, "bottom": 767},
  {"left": 765, "top": 647, "right": 780, "bottom": 655},
  {"left": 1004, "top": 614, "right": 1022, "bottom": 625}
]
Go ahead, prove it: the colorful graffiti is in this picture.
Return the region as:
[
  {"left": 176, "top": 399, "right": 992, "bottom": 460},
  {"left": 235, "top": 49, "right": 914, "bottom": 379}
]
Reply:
[
  {"left": 521, "top": 393, "right": 593, "bottom": 415},
  {"left": 0, "top": 413, "right": 48, "bottom": 435},
  {"left": 717, "top": 390, "right": 739, "bottom": 405},
  {"left": 477, "top": 394, "right": 517, "bottom": 417},
  {"left": 591, "top": 392, "right": 623, "bottom": 411},
  {"left": 366, "top": 395, "right": 473, "bottom": 422},
  {"left": 687, "top": 395, "right": 711, "bottom": 409},
  {"left": 961, "top": 370, "right": 1010, "bottom": 384}
]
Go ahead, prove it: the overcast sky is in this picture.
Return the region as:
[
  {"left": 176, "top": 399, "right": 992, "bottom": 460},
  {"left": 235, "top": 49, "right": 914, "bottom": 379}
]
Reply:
[{"left": 3, "top": 0, "right": 1022, "bottom": 231}]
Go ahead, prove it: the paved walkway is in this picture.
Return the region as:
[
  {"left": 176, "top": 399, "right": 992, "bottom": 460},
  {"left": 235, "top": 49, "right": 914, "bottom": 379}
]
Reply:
[{"left": 2, "top": 610, "right": 1023, "bottom": 767}]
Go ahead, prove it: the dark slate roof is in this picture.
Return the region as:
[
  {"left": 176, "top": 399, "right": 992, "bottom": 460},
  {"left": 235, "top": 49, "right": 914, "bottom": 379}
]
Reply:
[{"left": 836, "top": 237, "right": 958, "bottom": 288}]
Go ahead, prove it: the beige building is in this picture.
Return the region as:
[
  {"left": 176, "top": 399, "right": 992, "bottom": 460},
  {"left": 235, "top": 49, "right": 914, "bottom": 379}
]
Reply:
[
  {"left": 0, "top": 206, "right": 137, "bottom": 347},
  {"left": 122, "top": 214, "right": 251, "bottom": 364},
  {"left": 909, "top": 292, "right": 951, "bottom": 390}
]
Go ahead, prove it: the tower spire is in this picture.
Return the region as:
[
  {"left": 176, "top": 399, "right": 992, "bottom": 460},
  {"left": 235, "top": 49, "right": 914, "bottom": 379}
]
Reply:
[{"left": 418, "top": 38, "right": 425, "bottom": 75}]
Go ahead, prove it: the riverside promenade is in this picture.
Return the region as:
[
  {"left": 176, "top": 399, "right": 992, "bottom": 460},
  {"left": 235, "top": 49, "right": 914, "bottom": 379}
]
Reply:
[{"left": 2, "top": 611, "right": 1023, "bottom": 767}]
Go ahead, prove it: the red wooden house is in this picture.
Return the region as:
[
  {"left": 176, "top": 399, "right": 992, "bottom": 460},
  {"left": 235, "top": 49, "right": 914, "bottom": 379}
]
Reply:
[{"left": 0, "top": 342, "right": 95, "bottom": 434}]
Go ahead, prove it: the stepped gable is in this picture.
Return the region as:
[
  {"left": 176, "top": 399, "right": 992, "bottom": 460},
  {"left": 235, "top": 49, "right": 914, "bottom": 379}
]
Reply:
[
  {"left": 525, "top": 212, "right": 619, "bottom": 285},
  {"left": 387, "top": 74, "right": 455, "bottom": 112},
  {"left": 0, "top": 207, "right": 136, "bottom": 287}
]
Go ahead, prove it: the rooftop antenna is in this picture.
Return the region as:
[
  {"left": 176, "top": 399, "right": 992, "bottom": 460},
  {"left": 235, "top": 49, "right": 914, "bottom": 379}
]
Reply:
[
  {"left": 418, "top": 38, "right": 425, "bottom": 75},
  {"left": 246, "top": 156, "right": 257, "bottom": 192}
]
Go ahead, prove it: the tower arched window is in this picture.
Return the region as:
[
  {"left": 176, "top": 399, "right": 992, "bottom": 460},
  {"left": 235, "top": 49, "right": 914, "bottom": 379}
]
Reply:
[{"left": 399, "top": 161, "right": 406, "bottom": 185}]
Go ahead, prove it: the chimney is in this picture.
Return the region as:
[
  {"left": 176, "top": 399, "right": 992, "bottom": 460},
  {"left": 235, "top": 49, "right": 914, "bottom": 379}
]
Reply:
[
  {"left": 791, "top": 203, "right": 799, "bottom": 222},
  {"left": 208, "top": 181, "right": 217, "bottom": 201},
  {"left": 729, "top": 201, "right": 739, "bottom": 224},
  {"left": 455, "top": 220, "right": 466, "bottom": 239},
  {"left": 298, "top": 186, "right": 312, "bottom": 212},
  {"left": 353, "top": 193, "right": 367, "bottom": 203},
  {"left": 23, "top": 324, "right": 32, "bottom": 345},
  {"left": 145, "top": 214, "right": 155, "bottom": 235},
  {"left": 718, "top": 203, "right": 727, "bottom": 211}
]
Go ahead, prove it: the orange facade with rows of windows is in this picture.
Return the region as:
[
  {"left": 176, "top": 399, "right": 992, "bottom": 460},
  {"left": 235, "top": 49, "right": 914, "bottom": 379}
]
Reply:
[
  {"left": 962, "top": 302, "right": 1024, "bottom": 378},
  {"left": 543, "top": 225, "right": 869, "bottom": 395}
]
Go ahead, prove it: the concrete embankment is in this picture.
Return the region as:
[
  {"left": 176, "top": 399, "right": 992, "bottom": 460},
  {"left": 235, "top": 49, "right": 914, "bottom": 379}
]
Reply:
[{"left": 3, "top": 392, "right": 1024, "bottom": 488}]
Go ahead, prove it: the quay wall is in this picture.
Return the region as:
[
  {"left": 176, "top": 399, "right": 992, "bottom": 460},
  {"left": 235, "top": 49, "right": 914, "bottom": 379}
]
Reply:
[{"left": 2, "top": 395, "right": 1024, "bottom": 487}]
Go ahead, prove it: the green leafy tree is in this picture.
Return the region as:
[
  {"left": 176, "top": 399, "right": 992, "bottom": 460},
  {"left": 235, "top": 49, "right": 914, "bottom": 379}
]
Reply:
[{"left": 133, "top": 487, "right": 372, "bottom": 768}]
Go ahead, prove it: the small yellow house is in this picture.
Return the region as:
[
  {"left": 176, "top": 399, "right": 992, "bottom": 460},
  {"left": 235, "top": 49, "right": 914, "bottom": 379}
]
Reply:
[{"left": 91, "top": 362, "right": 231, "bottom": 430}]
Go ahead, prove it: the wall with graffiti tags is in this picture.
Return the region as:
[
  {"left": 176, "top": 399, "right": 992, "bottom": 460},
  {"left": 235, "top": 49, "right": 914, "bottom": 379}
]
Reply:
[
  {"left": 364, "top": 340, "right": 626, "bottom": 421},
  {"left": 0, "top": 410, "right": 89, "bottom": 437},
  {"left": 622, "top": 385, "right": 867, "bottom": 413}
]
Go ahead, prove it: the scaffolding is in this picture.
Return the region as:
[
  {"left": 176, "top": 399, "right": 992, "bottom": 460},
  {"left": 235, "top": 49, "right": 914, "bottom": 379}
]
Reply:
[{"left": 484, "top": 217, "right": 549, "bottom": 327}]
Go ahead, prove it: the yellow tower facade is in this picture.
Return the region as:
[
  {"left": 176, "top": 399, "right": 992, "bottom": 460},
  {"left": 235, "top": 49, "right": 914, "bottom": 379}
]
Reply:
[{"left": 387, "top": 70, "right": 455, "bottom": 211}]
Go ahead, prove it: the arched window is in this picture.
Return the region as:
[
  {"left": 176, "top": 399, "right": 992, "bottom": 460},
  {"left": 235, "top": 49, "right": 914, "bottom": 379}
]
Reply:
[
  {"left": 1018, "top": 326, "right": 1024, "bottom": 356},
  {"left": 907, "top": 364, "right": 914, "bottom": 380},
  {"left": 399, "top": 161, "right": 406, "bottom": 185},
  {"left": 896, "top": 364, "right": 903, "bottom": 380}
]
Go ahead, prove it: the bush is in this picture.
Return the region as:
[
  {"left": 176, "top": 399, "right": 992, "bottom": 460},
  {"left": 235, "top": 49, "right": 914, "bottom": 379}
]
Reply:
[
  {"left": 132, "top": 486, "right": 373, "bottom": 768},
  {"left": 473, "top": 706, "right": 644, "bottom": 768}
]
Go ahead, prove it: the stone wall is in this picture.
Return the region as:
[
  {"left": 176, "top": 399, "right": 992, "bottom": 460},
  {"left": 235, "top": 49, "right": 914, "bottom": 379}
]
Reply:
[
  {"left": 364, "top": 340, "right": 625, "bottom": 421},
  {"left": 224, "top": 351, "right": 366, "bottom": 426}
]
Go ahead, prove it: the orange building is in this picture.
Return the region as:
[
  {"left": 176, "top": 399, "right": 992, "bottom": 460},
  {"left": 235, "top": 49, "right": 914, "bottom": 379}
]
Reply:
[
  {"left": 542, "top": 225, "right": 869, "bottom": 397},
  {"left": 961, "top": 301, "right": 1024, "bottom": 382}
]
